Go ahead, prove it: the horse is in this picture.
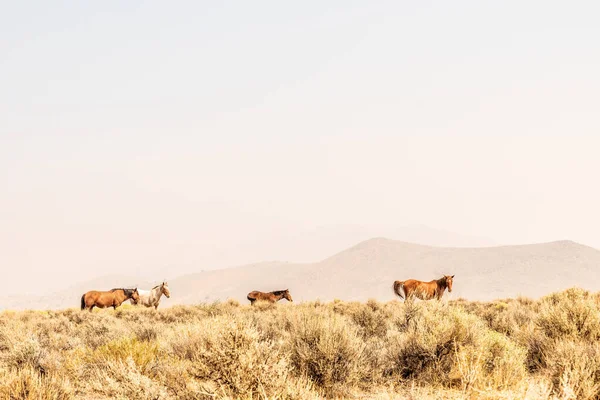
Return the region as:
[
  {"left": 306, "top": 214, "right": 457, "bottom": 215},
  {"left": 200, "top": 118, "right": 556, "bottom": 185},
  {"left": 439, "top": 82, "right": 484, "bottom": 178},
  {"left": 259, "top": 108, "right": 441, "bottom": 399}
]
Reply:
[
  {"left": 80, "top": 288, "right": 139, "bottom": 312},
  {"left": 247, "top": 289, "right": 293, "bottom": 305},
  {"left": 393, "top": 275, "right": 454, "bottom": 301},
  {"left": 131, "top": 282, "right": 171, "bottom": 310}
]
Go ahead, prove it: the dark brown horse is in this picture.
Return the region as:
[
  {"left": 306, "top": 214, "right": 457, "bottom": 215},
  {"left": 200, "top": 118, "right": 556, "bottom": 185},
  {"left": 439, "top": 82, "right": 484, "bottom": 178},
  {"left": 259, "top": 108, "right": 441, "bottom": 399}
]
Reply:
[
  {"left": 247, "top": 289, "right": 293, "bottom": 305},
  {"left": 393, "top": 275, "right": 454, "bottom": 301},
  {"left": 80, "top": 288, "right": 139, "bottom": 312}
]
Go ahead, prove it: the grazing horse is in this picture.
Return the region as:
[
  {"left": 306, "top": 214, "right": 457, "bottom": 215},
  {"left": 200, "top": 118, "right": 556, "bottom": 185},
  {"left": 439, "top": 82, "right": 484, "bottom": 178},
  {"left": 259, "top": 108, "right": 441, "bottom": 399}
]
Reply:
[
  {"left": 393, "top": 275, "right": 454, "bottom": 301},
  {"left": 80, "top": 288, "right": 139, "bottom": 312},
  {"left": 131, "top": 282, "right": 171, "bottom": 310},
  {"left": 247, "top": 289, "right": 293, "bottom": 305}
]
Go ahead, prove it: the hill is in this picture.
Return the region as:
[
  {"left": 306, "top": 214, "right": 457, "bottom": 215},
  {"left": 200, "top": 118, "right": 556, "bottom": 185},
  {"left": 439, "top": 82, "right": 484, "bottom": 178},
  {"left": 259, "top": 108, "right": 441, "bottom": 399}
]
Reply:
[
  {"left": 166, "top": 238, "right": 600, "bottom": 305},
  {"left": 3, "top": 238, "right": 599, "bottom": 309}
]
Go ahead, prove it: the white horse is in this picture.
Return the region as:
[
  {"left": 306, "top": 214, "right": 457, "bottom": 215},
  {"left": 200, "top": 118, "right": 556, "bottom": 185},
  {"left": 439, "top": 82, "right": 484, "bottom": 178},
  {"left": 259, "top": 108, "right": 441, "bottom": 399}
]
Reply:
[{"left": 131, "top": 282, "right": 171, "bottom": 309}]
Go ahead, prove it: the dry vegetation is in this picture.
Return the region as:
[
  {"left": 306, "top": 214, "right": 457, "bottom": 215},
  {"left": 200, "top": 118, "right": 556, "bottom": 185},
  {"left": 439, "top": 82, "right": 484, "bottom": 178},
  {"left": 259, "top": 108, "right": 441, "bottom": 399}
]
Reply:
[{"left": 1, "top": 288, "right": 600, "bottom": 399}]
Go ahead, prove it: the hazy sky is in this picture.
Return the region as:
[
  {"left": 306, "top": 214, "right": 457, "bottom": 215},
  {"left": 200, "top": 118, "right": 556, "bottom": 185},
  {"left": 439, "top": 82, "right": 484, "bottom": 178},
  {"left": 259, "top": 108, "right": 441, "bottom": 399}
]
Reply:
[{"left": 1, "top": 1, "right": 599, "bottom": 295}]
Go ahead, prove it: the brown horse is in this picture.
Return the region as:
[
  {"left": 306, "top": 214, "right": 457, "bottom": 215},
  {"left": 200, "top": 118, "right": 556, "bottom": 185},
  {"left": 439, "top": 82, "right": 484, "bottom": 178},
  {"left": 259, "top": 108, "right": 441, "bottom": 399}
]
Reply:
[
  {"left": 80, "top": 288, "right": 139, "bottom": 312},
  {"left": 247, "top": 289, "right": 293, "bottom": 305},
  {"left": 393, "top": 275, "right": 454, "bottom": 301}
]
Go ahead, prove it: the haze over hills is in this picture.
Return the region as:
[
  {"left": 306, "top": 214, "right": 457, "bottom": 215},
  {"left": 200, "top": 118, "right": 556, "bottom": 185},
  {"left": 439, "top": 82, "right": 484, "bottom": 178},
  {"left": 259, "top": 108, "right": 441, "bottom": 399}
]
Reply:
[
  {"left": 2, "top": 238, "right": 599, "bottom": 310},
  {"left": 168, "top": 238, "right": 600, "bottom": 304},
  {"left": 1, "top": 224, "right": 492, "bottom": 298}
]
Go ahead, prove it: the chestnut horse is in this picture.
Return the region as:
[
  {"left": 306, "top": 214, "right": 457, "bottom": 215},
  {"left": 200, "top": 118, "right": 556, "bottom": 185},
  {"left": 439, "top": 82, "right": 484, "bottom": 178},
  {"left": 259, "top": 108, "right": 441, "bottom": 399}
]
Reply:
[
  {"left": 81, "top": 288, "right": 139, "bottom": 312},
  {"left": 247, "top": 289, "right": 293, "bottom": 305},
  {"left": 393, "top": 275, "right": 454, "bottom": 301}
]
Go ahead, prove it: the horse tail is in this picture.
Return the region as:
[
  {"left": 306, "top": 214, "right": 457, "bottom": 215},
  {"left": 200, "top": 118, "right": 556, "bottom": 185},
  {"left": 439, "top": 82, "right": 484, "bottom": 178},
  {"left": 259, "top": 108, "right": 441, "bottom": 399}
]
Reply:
[
  {"left": 393, "top": 281, "right": 405, "bottom": 299},
  {"left": 80, "top": 294, "right": 86, "bottom": 310}
]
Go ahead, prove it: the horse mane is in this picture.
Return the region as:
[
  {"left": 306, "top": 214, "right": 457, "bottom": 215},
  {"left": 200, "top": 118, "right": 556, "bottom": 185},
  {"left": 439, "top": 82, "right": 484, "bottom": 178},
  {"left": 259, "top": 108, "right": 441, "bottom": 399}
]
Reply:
[
  {"left": 435, "top": 277, "right": 449, "bottom": 288},
  {"left": 111, "top": 288, "right": 136, "bottom": 296},
  {"left": 271, "top": 290, "right": 287, "bottom": 295}
]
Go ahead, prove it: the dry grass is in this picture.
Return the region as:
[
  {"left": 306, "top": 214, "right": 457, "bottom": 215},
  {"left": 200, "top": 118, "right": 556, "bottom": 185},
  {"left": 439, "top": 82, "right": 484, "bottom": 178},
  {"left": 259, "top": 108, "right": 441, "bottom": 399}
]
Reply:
[{"left": 1, "top": 288, "right": 599, "bottom": 399}]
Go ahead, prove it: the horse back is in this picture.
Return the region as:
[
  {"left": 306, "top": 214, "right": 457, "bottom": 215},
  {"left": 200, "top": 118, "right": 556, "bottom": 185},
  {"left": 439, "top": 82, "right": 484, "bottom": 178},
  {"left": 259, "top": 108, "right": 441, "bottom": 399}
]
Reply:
[
  {"left": 247, "top": 291, "right": 276, "bottom": 303},
  {"left": 403, "top": 279, "right": 437, "bottom": 299}
]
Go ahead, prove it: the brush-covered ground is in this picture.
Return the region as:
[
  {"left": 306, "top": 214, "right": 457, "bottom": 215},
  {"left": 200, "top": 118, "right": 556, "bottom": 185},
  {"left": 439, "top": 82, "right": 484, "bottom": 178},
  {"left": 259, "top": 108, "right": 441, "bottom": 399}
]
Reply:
[{"left": 1, "top": 288, "right": 600, "bottom": 399}]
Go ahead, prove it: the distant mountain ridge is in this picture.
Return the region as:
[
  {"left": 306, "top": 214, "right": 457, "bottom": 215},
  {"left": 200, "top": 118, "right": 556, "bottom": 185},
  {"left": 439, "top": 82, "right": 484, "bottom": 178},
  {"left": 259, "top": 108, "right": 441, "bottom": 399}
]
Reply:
[{"left": 2, "top": 238, "right": 599, "bottom": 310}]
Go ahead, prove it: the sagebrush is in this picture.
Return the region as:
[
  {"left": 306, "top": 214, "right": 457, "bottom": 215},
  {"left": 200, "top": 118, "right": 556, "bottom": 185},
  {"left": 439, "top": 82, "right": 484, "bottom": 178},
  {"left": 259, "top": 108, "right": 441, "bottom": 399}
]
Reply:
[{"left": 1, "top": 288, "right": 598, "bottom": 399}]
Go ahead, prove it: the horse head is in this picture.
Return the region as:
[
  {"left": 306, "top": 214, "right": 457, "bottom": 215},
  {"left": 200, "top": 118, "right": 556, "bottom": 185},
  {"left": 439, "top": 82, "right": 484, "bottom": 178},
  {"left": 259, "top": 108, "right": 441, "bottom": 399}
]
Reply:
[
  {"left": 445, "top": 275, "right": 455, "bottom": 292},
  {"left": 130, "top": 288, "right": 140, "bottom": 303},
  {"left": 283, "top": 289, "right": 293, "bottom": 302},
  {"left": 161, "top": 282, "right": 171, "bottom": 298}
]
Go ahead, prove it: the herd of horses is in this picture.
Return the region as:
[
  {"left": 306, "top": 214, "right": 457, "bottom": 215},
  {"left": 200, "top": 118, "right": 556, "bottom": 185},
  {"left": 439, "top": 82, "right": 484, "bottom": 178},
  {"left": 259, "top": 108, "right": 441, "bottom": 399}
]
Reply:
[{"left": 79, "top": 275, "right": 455, "bottom": 311}]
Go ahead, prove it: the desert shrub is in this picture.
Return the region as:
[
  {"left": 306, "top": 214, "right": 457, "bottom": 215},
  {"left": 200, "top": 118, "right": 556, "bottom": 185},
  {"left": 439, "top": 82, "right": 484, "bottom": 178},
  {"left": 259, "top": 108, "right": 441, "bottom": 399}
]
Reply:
[
  {"left": 152, "top": 358, "right": 218, "bottom": 400},
  {"left": 1, "top": 335, "right": 48, "bottom": 375},
  {"left": 86, "top": 337, "right": 160, "bottom": 373},
  {"left": 385, "top": 302, "right": 478, "bottom": 382},
  {"left": 0, "top": 321, "right": 19, "bottom": 352},
  {"left": 85, "top": 358, "right": 168, "bottom": 400},
  {"left": 287, "top": 309, "right": 369, "bottom": 397},
  {"left": 451, "top": 330, "right": 527, "bottom": 391},
  {"left": 477, "top": 301, "right": 537, "bottom": 336},
  {"left": 543, "top": 340, "right": 600, "bottom": 400},
  {"left": 536, "top": 288, "right": 600, "bottom": 341},
  {"left": 154, "top": 305, "right": 208, "bottom": 324},
  {"left": 226, "top": 298, "right": 241, "bottom": 307},
  {"left": 515, "top": 325, "right": 551, "bottom": 372},
  {"left": 5, "top": 291, "right": 600, "bottom": 399},
  {"left": 250, "top": 300, "right": 279, "bottom": 312},
  {"left": 73, "top": 313, "right": 129, "bottom": 349},
  {"left": 246, "top": 307, "right": 292, "bottom": 343},
  {"left": 384, "top": 301, "right": 527, "bottom": 391},
  {"left": 170, "top": 318, "right": 293, "bottom": 398},
  {"left": 133, "top": 324, "right": 160, "bottom": 342},
  {"left": 0, "top": 367, "right": 74, "bottom": 400},
  {"left": 340, "top": 300, "right": 390, "bottom": 339}
]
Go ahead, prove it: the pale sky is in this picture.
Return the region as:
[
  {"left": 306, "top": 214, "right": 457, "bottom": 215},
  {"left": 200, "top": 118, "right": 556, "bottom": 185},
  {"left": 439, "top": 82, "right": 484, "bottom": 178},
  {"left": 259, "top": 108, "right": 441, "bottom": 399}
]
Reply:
[{"left": 1, "top": 1, "right": 599, "bottom": 295}]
